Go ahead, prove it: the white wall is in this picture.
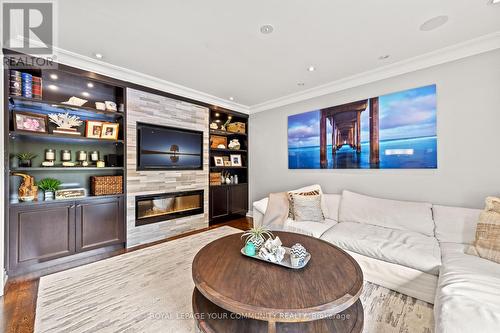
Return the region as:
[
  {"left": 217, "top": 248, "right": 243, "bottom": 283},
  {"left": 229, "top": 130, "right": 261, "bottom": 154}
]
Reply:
[
  {"left": 249, "top": 49, "right": 500, "bottom": 209},
  {"left": 1, "top": 58, "right": 5, "bottom": 294}
]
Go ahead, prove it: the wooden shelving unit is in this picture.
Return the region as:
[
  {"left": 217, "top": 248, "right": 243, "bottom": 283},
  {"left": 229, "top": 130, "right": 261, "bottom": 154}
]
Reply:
[
  {"left": 208, "top": 109, "right": 249, "bottom": 225},
  {"left": 4, "top": 54, "right": 127, "bottom": 277}
]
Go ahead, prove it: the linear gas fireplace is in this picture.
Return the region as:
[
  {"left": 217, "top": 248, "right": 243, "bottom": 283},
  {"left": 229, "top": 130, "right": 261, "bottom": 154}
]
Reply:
[{"left": 135, "top": 190, "right": 204, "bottom": 226}]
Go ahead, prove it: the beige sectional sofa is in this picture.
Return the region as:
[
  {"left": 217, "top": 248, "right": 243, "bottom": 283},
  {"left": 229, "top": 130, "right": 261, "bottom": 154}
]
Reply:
[{"left": 252, "top": 188, "right": 500, "bottom": 333}]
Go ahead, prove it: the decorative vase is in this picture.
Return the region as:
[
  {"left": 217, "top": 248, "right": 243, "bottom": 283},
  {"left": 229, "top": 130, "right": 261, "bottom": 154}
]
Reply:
[
  {"left": 249, "top": 235, "right": 265, "bottom": 250},
  {"left": 228, "top": 139, "right": 241, "bottom": 150},
  {"left": 19, "top": 159, "right": 31, "bottom": 168},
  {"left": 44, "top": 191, "right": 54, "bottom": 201},
  {"left": 244, "top": 242, "right": 256, "bottom": 256},
  {"left": 290, "top": 255, "right": 301, "bottom": 268},
  {"left": 290, "top": 243, "right": 307, "bottom": 265}
]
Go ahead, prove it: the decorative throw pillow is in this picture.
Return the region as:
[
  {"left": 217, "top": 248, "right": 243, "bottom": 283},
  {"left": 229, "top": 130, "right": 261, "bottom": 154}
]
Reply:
[
  {"left": 287, "top": 190, "right": 320, "bottom": 219},
  {"left": 466, "top": 197, "right": 500, "bottom": 264},
  {"left": 291, "top": 193, "right": 325, "bottom": 222}
]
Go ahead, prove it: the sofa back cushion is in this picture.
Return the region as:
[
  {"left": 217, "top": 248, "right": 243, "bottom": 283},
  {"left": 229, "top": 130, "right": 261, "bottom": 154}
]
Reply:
[
  {"left": 433, "top": 205, "right": 481, "bottom": 244},
  {"left": 323, "top": 194, "right": 341, "bottom": 221},
  {"left": 339, "top": 190, "right": 434, "bottom": 236}
]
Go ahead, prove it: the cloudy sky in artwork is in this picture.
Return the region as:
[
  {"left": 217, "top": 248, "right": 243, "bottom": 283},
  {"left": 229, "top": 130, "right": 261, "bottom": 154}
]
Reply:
[{"left": 288, "top": 85, "right": 437, "bottom": 148}]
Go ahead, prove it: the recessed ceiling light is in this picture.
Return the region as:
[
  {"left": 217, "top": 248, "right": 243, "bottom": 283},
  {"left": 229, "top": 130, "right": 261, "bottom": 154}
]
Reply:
[
  {"left": 94, "top": 53, "right": 103, "bottom": 59},
  {"left": 379, "top": 55, "right": 390, "bottom": 60},
  {"left": 307, "top": 66, "right": 315, "bottom": 72},
  {"left": 82, "top": 92, "right": 90, "bottom": 97},
  {"left": 215, "top": 112, "right": 220, "bottom": 117},
  {"left": 49, "top": 73, "right": 58, "bottom": 80},
  {"left": 48, "top": 84, "right": 58, "bottom": 91},
  {"left": 260, "top": 24, "right": 274, "bottom": 34},
  {"left": 87, "top": 82, "right": 94, "bottom": 88},
  {"left": 229, "top": 97, "right": 234, "bottom": 101},
  {"left": 420, "top": 16, "right": 449, "bottom": 31},
  {"left": 297, "top": 82, "right": 305, "bottom": 86}
]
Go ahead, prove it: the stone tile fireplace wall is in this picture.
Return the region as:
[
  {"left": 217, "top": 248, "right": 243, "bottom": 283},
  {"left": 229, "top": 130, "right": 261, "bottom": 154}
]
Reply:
[{"left": 126, "top": 88, "right": 209, "bottom": 247}]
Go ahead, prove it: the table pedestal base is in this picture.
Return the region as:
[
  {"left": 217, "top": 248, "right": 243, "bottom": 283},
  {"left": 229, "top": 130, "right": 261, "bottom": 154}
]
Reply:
[{"left": 192, "top": 288, "right": 363, "bottom": 333}]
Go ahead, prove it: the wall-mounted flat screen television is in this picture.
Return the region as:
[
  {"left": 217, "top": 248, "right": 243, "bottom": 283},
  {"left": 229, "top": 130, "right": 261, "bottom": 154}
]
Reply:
[{"left": 137, "top": 122, "right": 203, "bottom": 170}]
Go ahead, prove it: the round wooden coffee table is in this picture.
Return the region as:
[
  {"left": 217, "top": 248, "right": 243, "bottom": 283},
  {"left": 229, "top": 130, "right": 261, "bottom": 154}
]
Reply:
[{"left": 192, "top": 231, "right": 364, "bottom": 333}]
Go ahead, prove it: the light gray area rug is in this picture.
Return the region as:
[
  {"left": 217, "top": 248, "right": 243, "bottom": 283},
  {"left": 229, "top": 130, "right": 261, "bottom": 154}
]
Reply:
[{"left": 35, "top": 226, "right": 434, "bottom": 333}]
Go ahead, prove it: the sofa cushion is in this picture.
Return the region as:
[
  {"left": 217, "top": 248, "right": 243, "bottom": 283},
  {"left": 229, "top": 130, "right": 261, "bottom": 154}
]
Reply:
[
  {"left": 433, "top": 205, "right": 481, "bottom": 244},
  {"left": 321, "top": 222, "right": 441, "bottom": 275},
  {"left": 323, "top": 194, "right": 341, "bottom": 221},
  {"left": 339, "top": 190, "right": 434, "bottom": 236},
  {"left": 434, "top": 243, "right": 500, "bottom": 333},
  {"left": 267, "top": 218, "right": 336, "bottom": 238},
  {"left": 288, "top": 184, "right": 329, "bottom": 219}
]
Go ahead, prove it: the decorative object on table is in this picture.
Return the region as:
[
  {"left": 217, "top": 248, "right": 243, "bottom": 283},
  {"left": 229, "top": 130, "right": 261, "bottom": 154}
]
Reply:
[
  {"left": 13, "top": 111, "right": 48, "bottom": 133},
  {"left": 61, "top": 96, "right": 87, "bottom": 107},
  {"left": 16, "top": 152, "right": 37, "bottom": 168},
  {"left": 230, "top": 154, "right": 242, "bottom": 167},
  {"left": 61, "top": 149, "right": 72, "bottom": 162},
  {"left": 91, "top": 175, "right": 123, "bottom": 196},
  {"left": 228, "top": 139, "right": 241, "bottom": 150},
  {"left": 224, "top": 160, "right": 231, "bottom": 167},
  {"left": 49, "top": 112, "right": 83, "bottom": 136},
  {"left": 90, "top": 151, "right": 100, "bottom": 163},
  {"left": 290, "top": 243, "right": 308, "bottom": 267},
  {"left": 210, "top": 135, "right": 227, "bottom": 149},
  {"left": 214, "top": 156, "right": 224, "bottom": 167},
  {"left": 9, "top": 70, "right": 22, "bottom": 96},
  {"left": 85, "top": 120, "right": 103, "bottom": 138},
  {"left": 77, "top": 151, "right": 88, "bottom": 166},
  {"left": 21, "top": 72, "right": 33, "bottom": 98},
  {"left": 55, "top": 188, "right": 86, "bottom": 200},
  {"left": 210, "top": 172, "right": 222, "bottom": 185},
  {"left": 37, "top": 178, "right": 62, "bottom": 201},
  {"left": 234, "top": 174, "right": 239, "bottom": 184},
  {"left": 104, "top": 101, "right": 117, "bottom": 111},
  {"left": 32, "top": 76, "right": 42, "bottom": 99},
  {"left": 244, "top": 242, "right": 256, "bottom": 256},
  {"left": 241, "top": 226, "right": 274, "bottom": 250},
  {"left": 11, "top": 172, "right": 38, "bottom": 202},
  {"left": 100, "top": 122, "right": 119, "bottom": 140},
  {"left": 209, "top": 122, "right": 218, "bottom": 130},
  {"left": 96, "top": 160, "right": 105, "bottom": 168},
  {"left": 217, "top": 144, "right": 226, "bottom": 149},
  {"left": 105, "top": 154, "right": 121, "bottom": 167},
  {"left": 220, "top": 171, "right": 231, "bottom": 184},
  {"left": 95, "top": 102, "right": 106, "bottom": 110},
  {"left": 227, "top": 122, "right": 246, "bottom": 134},
  {"left": 259, "top": 236, "right": 286, "bottom": 263},
  {"left": 42, "top": 149, "right": 56, "bottom": 167}
]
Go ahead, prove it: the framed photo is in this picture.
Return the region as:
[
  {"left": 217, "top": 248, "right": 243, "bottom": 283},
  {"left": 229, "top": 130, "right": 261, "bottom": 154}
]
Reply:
[
  {"left": 85, "top": 120, "right": 103, "bottom": 138},
  {"left": 230, "top": 154, "right": 242, "bottom": 167},
  {"left": 214, "top": 156, "right": 224, "bottom": 167},
  {"left": 100, "top": 123, "right": 119, "bottom": 140},
  {"left": 13, "top": 111, "right": 48, "bottom": 133},
  {"left": 224, "top": 161, "right": 231, "bottom": 166}
]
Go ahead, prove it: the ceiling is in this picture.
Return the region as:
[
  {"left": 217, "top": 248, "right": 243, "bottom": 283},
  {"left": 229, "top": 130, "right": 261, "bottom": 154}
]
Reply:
[{"left": 56, "top": 0, "right": 500, "bottom": 108}]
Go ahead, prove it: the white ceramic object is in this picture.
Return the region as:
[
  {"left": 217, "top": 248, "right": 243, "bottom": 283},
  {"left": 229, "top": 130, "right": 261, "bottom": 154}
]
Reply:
[
  {"left": 104, "top": 101, "right": 117, "bottom": 111},
  {"left": 61, "top": 96, "right": 87, "bottom": 107},
  {"left": 95, "top": 102, "right": 106, "bottom": 110}
]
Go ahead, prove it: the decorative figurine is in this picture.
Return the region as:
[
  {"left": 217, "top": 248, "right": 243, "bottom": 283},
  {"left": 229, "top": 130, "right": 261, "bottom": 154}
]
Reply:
[
  {"left": 48, "top": 113, "right": 83, "bottom": 136},
  {"left": 11, "top": 172, "right": 38, "bottom": 202},
  {"left": 290, "top": 243, "right": 308, "bottom": 267}
]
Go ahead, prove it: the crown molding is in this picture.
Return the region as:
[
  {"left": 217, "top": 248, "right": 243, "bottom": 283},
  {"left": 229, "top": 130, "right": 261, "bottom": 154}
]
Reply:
[
  {"left": 250, "top": 31, "right": 500, "bottom": 114},
  {"left": 49, "top": 47, "right": 250, "bottom": 114}
]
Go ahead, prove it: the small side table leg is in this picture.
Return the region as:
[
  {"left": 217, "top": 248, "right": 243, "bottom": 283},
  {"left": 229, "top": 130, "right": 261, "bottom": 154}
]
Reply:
[{"left": 268, "top": 320, "right": 276, "bottom": 333}]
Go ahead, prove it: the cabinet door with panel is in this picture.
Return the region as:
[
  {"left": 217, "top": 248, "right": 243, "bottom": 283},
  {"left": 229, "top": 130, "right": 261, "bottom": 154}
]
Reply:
[
  {"left": 210, "top": 186, "right": 229, "bottom": 219},
  {"left": 9, "top": 202, "right": 76, "bottom": 271},
  {"left": 229, "top": 184, "right": 248, "bottom": 215},
  {"left": 75, "top": 196, "right": 125, "bottom": 252}
]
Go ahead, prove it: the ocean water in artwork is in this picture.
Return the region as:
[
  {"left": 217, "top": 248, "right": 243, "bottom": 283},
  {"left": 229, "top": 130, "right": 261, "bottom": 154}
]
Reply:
[{"left": 288, "top": 85, "right": 437, "bottom": 169}]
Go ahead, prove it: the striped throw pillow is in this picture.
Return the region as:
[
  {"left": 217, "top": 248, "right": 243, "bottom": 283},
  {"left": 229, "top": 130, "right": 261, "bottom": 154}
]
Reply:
[
  {"left": 466, "top": 197, "right": 500, "bottom": 264},
  {"left": 287, "top": 190, "right": 320, "bottom": 219},
  {"left": 291, "top": 193, "right": 325, "bottom": 222}
]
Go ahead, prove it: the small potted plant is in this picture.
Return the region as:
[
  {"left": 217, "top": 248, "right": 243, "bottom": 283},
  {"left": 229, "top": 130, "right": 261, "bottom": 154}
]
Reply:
[
  {"left": 37, "top": 178, "right": 62, "bottom": 200},
  {"left": 17, "top": 152, "right": 37, "bottom": 168},
  {"left": 241, "top": 226, "right": 274, "bottom": 252}
]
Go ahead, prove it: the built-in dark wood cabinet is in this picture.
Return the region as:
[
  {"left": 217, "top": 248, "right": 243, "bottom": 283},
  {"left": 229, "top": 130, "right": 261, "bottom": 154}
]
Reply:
[
  {"left": 209, "top": 184, "right": 248, "bottom": 221},
  {"left": 210, "top": 186, "right": 230, "bottom": 219},
  {"left": 8, "top": 196, "right": 124, "bottom": 275},
  {"left": 229, "top": 184, "right": 248, "bottom": 214}
]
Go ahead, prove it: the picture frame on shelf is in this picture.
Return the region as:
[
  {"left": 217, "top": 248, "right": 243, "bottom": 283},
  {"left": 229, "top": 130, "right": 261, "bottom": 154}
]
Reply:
[
  {"left": 101, "top": 123, "right": 119, "bottom": 140},
  {"left": 13, "top": 111, "right": 48, "bottom": 133},
  {"left": 85, "top": 120, "right": 103, "bottom": 138},
  {"left": 224, "top": 160, "right": 231, "bottom": 166},
  {"left": 230, "top": 154, "right": 242, "bottom": 167},
  {"left": 214, "top": 156, "right": 224, "bottom": 167}
]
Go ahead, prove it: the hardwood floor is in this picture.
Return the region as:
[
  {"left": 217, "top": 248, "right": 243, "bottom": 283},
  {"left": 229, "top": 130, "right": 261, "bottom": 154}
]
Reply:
[{"left": 0, "top": 217, "right": 252, "bottom": 333}]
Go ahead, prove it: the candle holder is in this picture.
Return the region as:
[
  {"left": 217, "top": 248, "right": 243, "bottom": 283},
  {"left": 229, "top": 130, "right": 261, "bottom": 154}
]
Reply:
[{"left": 77, "top": 151, "right": 88, "bottom": 167}]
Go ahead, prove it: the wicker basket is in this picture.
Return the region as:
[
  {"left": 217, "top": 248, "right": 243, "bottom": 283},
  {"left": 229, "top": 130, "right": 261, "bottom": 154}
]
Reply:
[{"left": 91, "top": 175, "right": 123, "bottom": 196}]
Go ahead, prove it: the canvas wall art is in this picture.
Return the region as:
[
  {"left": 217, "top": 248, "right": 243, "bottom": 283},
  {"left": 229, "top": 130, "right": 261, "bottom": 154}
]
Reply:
[{"left": 288, "top": 84, "right": 437, "bottom": 169}]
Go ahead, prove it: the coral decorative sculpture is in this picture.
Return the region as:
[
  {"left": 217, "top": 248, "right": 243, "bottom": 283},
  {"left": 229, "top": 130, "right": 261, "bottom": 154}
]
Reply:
[{"left": 48, "top": 113, "right": 83, "bottom": 130}]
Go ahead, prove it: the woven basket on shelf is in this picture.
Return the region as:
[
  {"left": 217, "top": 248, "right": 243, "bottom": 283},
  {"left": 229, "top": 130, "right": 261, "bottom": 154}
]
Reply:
[{"left": 91, "top": 175, "right": 123, "bottom": 196}]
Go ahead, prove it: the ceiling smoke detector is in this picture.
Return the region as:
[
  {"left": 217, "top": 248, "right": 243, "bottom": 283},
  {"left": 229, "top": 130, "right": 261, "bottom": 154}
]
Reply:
[
  {"left": 420, "top": 16, "right": 449, "bottom": 31},
  {"left": 260, "top": 24, "right": 274, "bottom": 34}
]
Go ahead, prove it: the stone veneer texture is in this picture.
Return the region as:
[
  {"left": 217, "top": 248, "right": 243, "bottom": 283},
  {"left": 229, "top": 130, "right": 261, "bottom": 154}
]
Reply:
[{"left": 126, "top": 88, "right": 209, "bottom": 247}]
